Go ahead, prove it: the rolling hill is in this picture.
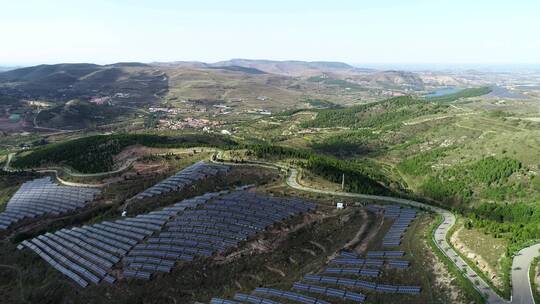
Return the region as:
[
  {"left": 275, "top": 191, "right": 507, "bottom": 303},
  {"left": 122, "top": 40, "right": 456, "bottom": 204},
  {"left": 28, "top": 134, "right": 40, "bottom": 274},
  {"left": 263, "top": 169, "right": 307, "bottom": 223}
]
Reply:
[
  {"left": 0, "top": 63, "right": 168, "bottom": 104},
  {"left": 211, "top": 58, "right": 358, "bottom": 76}
]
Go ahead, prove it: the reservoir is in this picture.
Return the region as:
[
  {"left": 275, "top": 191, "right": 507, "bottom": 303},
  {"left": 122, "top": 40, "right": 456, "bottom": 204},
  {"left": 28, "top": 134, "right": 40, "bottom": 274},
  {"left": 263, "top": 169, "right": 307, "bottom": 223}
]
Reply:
[{"left": 425, "top": 87, "right": 463, "bottom": 98}]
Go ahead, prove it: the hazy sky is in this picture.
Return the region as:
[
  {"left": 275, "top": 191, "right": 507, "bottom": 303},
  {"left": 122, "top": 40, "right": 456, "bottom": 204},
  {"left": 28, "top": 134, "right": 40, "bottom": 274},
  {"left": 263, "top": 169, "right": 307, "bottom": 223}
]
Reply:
[{"left": 1, "top": 0, "right": 539, "bottom": 65}]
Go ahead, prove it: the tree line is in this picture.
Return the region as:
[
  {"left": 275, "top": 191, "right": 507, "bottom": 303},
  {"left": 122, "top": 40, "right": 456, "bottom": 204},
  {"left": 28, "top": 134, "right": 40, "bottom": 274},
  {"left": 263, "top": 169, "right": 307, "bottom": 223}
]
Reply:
[
  {"left": 245, "top": 144, "right": 391, "bottom": 195},
  {"left": 426, "top": 87, "right": 492, "bottom": 103},
  {"left": 301, "top": 96, "right": 446, "bottom": 129},
  {"left": 12, "top": 133, "right": 237, "bottom": 173},
  {"left": 418, "top": 156, "right": 522, "bottom": 205}
]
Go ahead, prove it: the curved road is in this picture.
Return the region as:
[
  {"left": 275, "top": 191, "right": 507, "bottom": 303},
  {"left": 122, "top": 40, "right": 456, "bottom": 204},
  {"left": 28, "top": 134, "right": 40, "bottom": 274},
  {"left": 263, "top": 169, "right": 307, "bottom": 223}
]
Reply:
[
  {"left": 512, "top": 244, "right": 540, "bottom": 304},
  {"left": 212, "top": 154, "right": 536, "bottom": 304}
]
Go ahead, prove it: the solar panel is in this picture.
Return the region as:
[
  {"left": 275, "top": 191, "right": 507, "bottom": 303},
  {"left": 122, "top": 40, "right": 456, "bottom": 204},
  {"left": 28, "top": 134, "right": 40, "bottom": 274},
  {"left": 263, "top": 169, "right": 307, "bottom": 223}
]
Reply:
[
  {"left": 292, "top": 282, "right": 366, "bottom": 303},
  {"left": 253, "top": 288, "right": 330, "bottom": 304},
  {"left": 234, "top": 293, "right": 282, "bottom": 304},
  {"left": 123, "top": 269, "right": 151, "bottom": 280},
  {"left": 324, "top": 267, "right": 380, "bottom": 277},
  {"left": 210, "top": 298, "right": 242, "bottom": 304},
  {"left": 132, "top": 162, "right": 231, "bottom": 200},
  {"left": 304, "top": 274, "right": 420, "bottom": 294}
]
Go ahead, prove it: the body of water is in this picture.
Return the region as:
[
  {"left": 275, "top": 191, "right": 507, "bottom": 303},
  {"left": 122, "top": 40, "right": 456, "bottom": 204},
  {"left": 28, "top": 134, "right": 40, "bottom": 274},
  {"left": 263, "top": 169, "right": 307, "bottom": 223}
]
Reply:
[{"left": 425, "top": 87, "right": 463, "bottom": 98}]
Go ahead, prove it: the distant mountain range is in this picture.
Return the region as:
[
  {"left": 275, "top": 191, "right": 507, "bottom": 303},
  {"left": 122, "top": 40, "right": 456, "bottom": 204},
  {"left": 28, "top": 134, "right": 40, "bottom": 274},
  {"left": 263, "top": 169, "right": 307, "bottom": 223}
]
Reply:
[
  {"left": 0, "top": 66, "right": 21, "bottom": 72},
  {"left": 0, "top": 63, "right": 166, "bottom": 102},
  {"left": 0, "top": 59, "right": 448, "bottom": 105},
  {"left": 151, "top": 59, "right": 374, "bottom": 76}
]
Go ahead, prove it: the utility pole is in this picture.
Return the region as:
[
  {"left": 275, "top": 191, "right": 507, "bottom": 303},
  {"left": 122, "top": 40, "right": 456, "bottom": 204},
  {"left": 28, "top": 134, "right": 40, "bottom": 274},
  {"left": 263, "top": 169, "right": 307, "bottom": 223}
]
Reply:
[{"left": 341, "top": 173, "right": 345, "bottom": 190}]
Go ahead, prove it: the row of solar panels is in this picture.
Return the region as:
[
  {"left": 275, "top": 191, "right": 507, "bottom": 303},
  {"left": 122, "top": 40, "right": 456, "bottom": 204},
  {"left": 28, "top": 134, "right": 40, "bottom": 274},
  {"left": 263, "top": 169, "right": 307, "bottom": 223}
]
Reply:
[
  {"left": 343, "top": 249, "right": 406, "bottom": 259},
  {"left": 12, "top": 188, "right": 97, "bottom": 195},
  {"left": 331, "top": 257, "right": 384, "bottom": 267},
  {"left": 254, "top": 287, "right": 331, "bottom": 304},
  {"left": 134, "top": 162, "right": 230, "bottom": 200},
  {"left": 331, "top": 257, "right": 410, "bottom": 269},
  {"left": 366, "top": 250, "right": 405, "bottom": 257},
  {"left": 10, "top": 194, "right": 97, "bottom": 203},
  {"left": 0, "top": 177, "right": 100, "bottom": 230},
  {"left": 14, "top": 177, "right": 99, "bottom": 195},
  {"left": 294, "top": 282, "right": 366, "bottom": 303},
  {"left": 324, "top": 267, "right": 380, "bottom": 277},
  {"left": 304, "top": 275, "right": 421, "bottom": 294},
  {"left": 8, "top": 198, "right": 90, "bottom": 210},
  {"left": 337, "top": 250, "right": 410, "bottom": 269}
]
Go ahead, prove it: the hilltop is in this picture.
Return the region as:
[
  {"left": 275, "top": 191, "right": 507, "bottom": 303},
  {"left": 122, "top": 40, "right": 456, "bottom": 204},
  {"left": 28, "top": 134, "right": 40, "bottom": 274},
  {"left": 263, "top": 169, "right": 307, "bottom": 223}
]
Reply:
[{"left": 0, "top": 63, "right": 167, "bottom": 103}]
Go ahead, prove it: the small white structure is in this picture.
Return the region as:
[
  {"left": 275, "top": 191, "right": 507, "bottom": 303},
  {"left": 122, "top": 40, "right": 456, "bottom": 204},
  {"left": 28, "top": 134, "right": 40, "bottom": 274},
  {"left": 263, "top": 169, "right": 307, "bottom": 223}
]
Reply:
[
  {"left": 336, "top": 202, "right": 345, "bottom": 209},
  {"left": 121, "top": 210, "right": 127, "bottom": 217},
  {"left": 220, "top": 129, "right": 232, "bottom": 135}
]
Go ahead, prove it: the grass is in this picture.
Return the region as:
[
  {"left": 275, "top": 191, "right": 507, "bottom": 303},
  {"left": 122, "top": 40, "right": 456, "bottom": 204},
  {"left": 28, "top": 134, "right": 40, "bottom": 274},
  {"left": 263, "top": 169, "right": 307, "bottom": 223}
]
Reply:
[
  {"left": 454, "top": 221, "right": 507, "bottom": 274},
  {"left": 386, "top": 111, "right": 540, "bottom": 207},
  {"left": 453, "top": 220, "right": 510, "bottom": 294},
  {"left": 0, "top": 185, "right": 18, "bottom": 212},
  {"left": 445, "top": 216, "right": 510, "bottom": 299}
]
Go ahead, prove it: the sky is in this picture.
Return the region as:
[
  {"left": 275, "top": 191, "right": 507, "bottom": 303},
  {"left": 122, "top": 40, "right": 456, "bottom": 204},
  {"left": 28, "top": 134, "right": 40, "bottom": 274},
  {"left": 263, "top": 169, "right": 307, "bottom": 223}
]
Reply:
[{"left": 1, "top": 0, "right": 539, "bottom": 66}]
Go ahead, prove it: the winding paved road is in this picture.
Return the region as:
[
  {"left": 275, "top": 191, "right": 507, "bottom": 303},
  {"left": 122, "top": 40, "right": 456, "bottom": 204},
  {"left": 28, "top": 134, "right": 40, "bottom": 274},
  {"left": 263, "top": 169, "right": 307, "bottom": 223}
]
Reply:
[{"left": 512, "top": 244, "right": 540, "bottom": 304}]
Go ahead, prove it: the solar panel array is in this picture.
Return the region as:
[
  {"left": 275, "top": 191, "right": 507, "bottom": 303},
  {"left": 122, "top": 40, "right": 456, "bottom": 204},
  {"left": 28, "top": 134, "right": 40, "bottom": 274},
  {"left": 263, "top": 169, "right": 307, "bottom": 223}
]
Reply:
[
  {"left": 0, "top": 177, "right": 100, "bottom": 230},
  {"left": 304, "top": 274, "right": 421, "bottom": 294},
  {"left": 123, "top": 191, "right": 315, "bottom": 278},
  {"left": 134, "top": 162, "right": 230, "bottom": 200},
  {"left": 288, "top": 205, "right": 420, "bottom": 302},
  {"left": 209, "top": 204, "right": 422, "bottom": 304},
  {"left": 367, "top": 205, "right": 417, "bottom": 247},
  {"left": 18, "top": 185, "right": 316, "bottom": 287},
  {"left": 382, "top": 206, "right": 416, "bottom": 247},
  {"left": 16, "top": 208, "right": 176, "bottom": 287}
]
